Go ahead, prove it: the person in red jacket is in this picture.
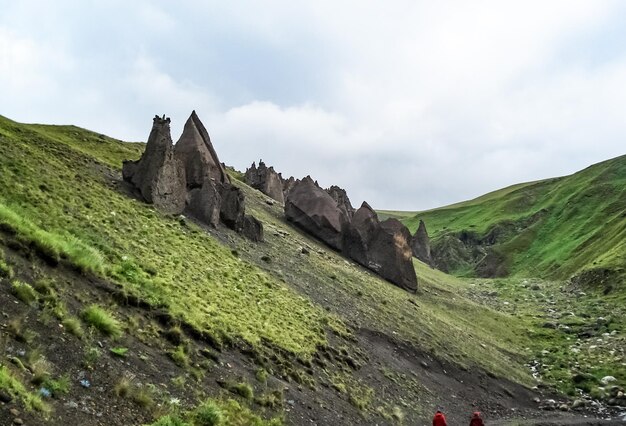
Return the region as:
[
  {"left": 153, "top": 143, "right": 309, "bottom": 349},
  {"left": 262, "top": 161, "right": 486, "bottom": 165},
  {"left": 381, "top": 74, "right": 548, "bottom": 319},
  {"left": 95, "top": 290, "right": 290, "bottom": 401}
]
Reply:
[
  {"left": 432, "top": 409, "right": 447, "bottom": 426},
  {"left": 469, "top": 411, "right": 485, "bottom": 426}
]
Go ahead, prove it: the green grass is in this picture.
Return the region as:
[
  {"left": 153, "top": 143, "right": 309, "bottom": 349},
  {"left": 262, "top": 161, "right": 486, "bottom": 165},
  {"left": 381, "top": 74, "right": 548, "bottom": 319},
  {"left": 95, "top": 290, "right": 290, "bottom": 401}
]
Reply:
[
  {"left": 62, "top": 316, "right": 84, "bottom": 338},
  {"left": 0, "top": 202, "right": 105, "bottom": 274},
  {"left": 0, "top": 256, "right": 13, "bottom": 279},
  {"left": 81, "top": 305, "right": 123, "bottom": 338},
  {"left": 11, "top": 280, "right": 39, "bottom": 305},
  {"left": 0, "top": 365, "right": 49, "bottom": 414},
  {"left": 0, "top": 114, "right": 329, "bottom": 356}
]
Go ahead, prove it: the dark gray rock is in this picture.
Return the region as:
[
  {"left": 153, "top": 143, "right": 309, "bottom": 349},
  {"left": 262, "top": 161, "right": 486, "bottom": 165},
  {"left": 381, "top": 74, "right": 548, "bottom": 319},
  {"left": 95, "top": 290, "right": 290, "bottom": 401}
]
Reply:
[
  {"left": 411, "top": 219, "right": 432, "bottom": 265},
  {"left": 174, "top": 110, "right": 229, "bottom": 188},
  {"left": 284, "top": 176, "right": 348, "bottom": 251},
  {"left": 343, "top": 202, "right": 379, "bottom": 267},
  {"left": 282, "top": 176, "right": 297, "bottom": 197},
  {"left": 366, "top": 219, "right": 418, "bottom": 292},
  {"left": 242, "top": 215, "right": 264, "bottom": 242},
  {"left": 326, "top": 185, "right": 355, "bottom": 218},
  {"left": 220, "top": 183, "right": 245, "bottom": 231},
  {"left": 343, "top": 204, "right": 417, "bottom": 291},
  {"left": 244, "top": 160, "right": 285, "bottom": 204},
  {"left": 186, "top": 178, "right": 221, "bottom": 227},
  {"left": 122, "top": 115, "right": 186, "bottom": 214},
  {"left": 0, "top": 390, "right": 12, "bottom": 403}
]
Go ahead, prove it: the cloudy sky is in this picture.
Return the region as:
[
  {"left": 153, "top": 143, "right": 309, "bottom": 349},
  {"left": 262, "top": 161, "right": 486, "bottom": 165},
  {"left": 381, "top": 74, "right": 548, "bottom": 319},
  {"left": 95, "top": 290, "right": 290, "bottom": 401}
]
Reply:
[{"left": 2, "top": 1, "right": 626, "bottom": 210}]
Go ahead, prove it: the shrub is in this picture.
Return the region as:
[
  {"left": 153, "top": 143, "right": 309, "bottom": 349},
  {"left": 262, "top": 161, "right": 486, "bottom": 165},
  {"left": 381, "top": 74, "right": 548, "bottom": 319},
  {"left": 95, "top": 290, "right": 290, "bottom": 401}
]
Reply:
[
  {"left": 148, "top": 415, "right": 191, "bottom": 426},
  {"left": 81, "top": 305, "right": 122, "bottom": 338},
  {"left": 193, "top": 400, "right": 223, "bottom": 426}
]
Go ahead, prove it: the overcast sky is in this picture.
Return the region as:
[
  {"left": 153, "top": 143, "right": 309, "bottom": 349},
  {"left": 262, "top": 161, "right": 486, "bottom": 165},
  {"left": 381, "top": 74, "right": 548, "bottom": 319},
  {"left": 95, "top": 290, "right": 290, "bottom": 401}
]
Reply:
[{"left": 2, "top": 1, "right": 626, "bottom": 210}]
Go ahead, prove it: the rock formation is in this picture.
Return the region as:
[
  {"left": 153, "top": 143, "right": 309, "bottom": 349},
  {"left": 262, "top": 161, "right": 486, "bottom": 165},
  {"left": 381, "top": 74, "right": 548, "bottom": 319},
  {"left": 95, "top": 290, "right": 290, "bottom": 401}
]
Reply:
[
  {"left": 186, "top": 177, "right": 221, "bottom": 227},
  {"left": 244, "top": 161, "right": 285, "bottom": 204},
  {"left": 123, "top": 112, "right": 260, "bottom": 240},
  {"left": 284, "top": 177, "right": 349, "bottom": 251},
  {"left": 282, "top": 176, "right": 297, "bottom": 197},
  {"left": 175, "top": 111, "right": 228, "bottom": 187},
  {"left": 343, "top": 203, "right": 417, "bottom": 291},
  {"left": 284, "top": 180, "right": 417, "bottom": 292},
  {"left": 122, "top": 116, "right": 186, "bottom": 214},
  {"left": 410, "top": 219, "right": 432, "bottom": 265},
  {"left": 367, "top": 219, "right": 417, "bottom": 292},
  {"left": 219, "top": 184, "right": 245, "bottom": 231},
  {"left": 343, "top": 202, "right": 379, "bottom": 267},
  {"left": 326, "top": 185, "right": 355, "bottom": 218}
]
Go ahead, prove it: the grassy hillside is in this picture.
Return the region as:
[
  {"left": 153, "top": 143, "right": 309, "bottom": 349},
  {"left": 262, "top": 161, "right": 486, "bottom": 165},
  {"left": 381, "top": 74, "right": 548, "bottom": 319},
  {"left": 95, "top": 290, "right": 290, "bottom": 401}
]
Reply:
[
  {"left": 398, "top": 156, "right": 626, "bottom": 284},
  {"left": 0, "top": 115, "right": 551, "bottom": 425}
]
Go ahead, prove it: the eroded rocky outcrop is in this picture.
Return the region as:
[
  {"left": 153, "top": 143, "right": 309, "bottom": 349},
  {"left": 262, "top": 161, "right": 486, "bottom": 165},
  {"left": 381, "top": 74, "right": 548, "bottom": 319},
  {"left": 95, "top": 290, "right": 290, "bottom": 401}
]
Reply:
[
  {"left": 175, "top": 111, "right": 228, "bottom": 187},
  {"left": 284, "top": 177, "right": 348, "bottom": 251},
  {"left": 244, "top": 161, "right": 285, "bottom": 204},
  {"left": 411, "top": 219, "right": 432, "bottom": 265},
  {"left": 122, "top": 116, "right": 186, "bottom": 214},
  {"left": 123, "top": 112, "right": 261, "bottom": 241},
  {"left": 343, "top": 202, "right": 379, "bottom": 267},
  {"left": 326, "top": 185, "right": 355, "bottom": 218},
  {"left": 282, "top": 176, "right": 297, "bottom": 197},
  {"left": 285, "top": 180, "right": 417, "bottom": 292},
  {"left": 343, "top": 203, "right": 417, "bottom": 291},
  {"left": 367, "top": 219, "right": 417, "bottom": 291}
]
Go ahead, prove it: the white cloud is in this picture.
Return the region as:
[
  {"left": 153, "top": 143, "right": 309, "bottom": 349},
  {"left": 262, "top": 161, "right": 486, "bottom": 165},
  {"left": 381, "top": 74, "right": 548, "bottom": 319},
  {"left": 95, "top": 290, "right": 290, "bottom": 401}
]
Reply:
[{"left": 1, "top": 1, "right": 626, "bottom": 209}]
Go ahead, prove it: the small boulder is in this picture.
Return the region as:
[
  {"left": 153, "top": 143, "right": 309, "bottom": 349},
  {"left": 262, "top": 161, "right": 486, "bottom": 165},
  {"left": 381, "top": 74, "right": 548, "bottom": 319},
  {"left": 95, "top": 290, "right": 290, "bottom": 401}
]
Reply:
[
  {"left": 601, "top": 375, "right": 617, "bottom": 386},
  {"left": 242, "top": 215, "right": 264, "bottom": 242}
]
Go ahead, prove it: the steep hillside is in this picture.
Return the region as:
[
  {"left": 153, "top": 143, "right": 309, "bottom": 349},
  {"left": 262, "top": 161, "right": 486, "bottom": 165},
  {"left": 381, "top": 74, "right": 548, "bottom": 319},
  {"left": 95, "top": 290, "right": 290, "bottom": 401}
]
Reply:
[
  {"left": 397, "top": 156, "right": 626, "bottom": 286},
  {"left": 1, "top": 115, "right": 623, "bottom": 425}
]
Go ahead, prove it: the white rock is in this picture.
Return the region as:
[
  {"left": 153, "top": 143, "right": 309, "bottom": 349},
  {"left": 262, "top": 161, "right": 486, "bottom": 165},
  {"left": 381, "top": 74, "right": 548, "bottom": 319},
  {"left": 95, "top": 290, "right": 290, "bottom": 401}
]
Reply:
[{"left": 601, "top": 376, "right": 617, "bottom": 385}]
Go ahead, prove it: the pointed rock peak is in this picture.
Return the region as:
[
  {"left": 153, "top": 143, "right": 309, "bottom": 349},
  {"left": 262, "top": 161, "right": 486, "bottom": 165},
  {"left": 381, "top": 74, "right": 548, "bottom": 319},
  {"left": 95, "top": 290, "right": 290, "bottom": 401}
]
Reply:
[
  {"left": 360, "top": 201, "right": 373, "bottom": 210},
  {"left": 416, "top": 219, "right": 428, "bottom": 234},
  {"left": 175, "top": 111, "right": 228, "bottom": 185}
]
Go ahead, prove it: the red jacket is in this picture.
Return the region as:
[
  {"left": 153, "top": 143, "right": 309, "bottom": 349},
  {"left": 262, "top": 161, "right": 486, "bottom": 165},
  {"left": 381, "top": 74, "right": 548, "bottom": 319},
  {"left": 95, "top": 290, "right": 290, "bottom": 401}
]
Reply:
[
  {"left": 470, "top": 412, "right": 484, "bottom": 426},
  {"left": 433, "top": 411, "right": 447, "bottom": 426}
]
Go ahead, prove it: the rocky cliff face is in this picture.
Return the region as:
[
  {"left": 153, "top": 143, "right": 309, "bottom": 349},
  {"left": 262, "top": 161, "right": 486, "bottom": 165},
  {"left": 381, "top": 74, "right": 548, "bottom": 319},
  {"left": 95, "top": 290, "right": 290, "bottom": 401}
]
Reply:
[{"left": 123, "top": 112, "right": 261, "bottom": 240}]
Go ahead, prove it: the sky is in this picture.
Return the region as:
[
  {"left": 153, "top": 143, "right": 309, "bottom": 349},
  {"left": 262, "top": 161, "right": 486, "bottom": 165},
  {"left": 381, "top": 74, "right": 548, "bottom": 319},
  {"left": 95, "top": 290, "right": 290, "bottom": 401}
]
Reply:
[{"left": 1, "top": 1, "right": 626, "bottom": 211}]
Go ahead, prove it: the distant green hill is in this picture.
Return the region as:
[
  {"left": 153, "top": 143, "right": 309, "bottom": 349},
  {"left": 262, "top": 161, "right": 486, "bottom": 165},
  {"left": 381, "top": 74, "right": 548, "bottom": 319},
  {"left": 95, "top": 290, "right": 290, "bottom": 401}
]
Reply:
[{"left": 396, "top": 155, "right": 626, "bottom": 287}]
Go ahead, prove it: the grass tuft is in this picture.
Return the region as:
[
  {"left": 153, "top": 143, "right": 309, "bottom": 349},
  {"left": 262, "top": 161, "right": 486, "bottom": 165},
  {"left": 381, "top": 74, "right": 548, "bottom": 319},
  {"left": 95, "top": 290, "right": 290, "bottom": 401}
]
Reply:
[
  {"left": 81, "top": 305, "right": 122, "bottom": 338},
  {"left": 11, "top": 280, "right": 38, "bottom": 305}
]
